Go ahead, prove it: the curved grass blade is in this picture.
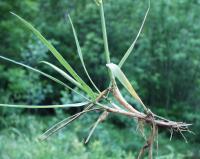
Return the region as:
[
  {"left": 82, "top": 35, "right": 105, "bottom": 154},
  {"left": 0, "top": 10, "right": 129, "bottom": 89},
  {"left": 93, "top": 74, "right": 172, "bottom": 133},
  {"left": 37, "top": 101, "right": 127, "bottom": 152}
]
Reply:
[
  {"left": 0, "top": 102, "right": 89, "bottom": 108},
  {"left": 106, "top": 63, "right": 147, "bottom": 112},
  {"left": 11, "top": 12, "right": 95, "bottom": 99},
  {"left": 0, "top": 55, "right": 90, "bottom": 101},
  {"left": 41, "top": 61, "right": 83, "bottom": 89},
  {"left": 118, "top": 0, "right": 150, "bottom": 67},
  {"left": 68, "top": 15, "right": 100, "bottom": 93}
]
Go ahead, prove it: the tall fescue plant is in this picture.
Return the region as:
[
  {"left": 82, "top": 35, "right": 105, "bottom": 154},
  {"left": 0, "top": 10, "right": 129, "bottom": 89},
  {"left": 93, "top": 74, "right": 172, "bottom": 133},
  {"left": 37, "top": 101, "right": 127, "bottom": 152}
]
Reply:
[{"left": 0, "top": 0, "right": 192, "bottom": 158}]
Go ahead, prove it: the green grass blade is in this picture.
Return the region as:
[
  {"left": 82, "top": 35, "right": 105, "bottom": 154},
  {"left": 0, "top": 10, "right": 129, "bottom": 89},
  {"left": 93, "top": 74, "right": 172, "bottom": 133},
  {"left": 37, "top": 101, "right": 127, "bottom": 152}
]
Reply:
[
  {"left": 106, "top": 63, "right": 147, "bottom": 111},
  {"left": 11, "top": 12, "right": 95, "bottom": 99},
  {"left": 41, "top": 61, "right": 83, "bottom": 89},
  {"left": 68, "top": 15, "right": 100, "bottom": 93},
  {"left": 0, "top": 55, "right": 90, "bottom": 101},
  {"left": 99, "top": 1, "right": 115, "bottom": 82},
  {"left": 118, "top": 0, "right": 150, "bottom": 67},
  {"left": 0, "top": 102, "right": 89, "bottom": 109},
  {"left": 100, "top": 1, "right": 110, "bottom": 64}
]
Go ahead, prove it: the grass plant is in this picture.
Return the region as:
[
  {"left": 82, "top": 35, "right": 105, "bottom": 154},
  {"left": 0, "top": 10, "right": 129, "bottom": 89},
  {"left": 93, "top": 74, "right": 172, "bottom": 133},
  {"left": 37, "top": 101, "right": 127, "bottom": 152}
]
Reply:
[{"left": 0, "top": 0, "right": 192, "bottom": 158}]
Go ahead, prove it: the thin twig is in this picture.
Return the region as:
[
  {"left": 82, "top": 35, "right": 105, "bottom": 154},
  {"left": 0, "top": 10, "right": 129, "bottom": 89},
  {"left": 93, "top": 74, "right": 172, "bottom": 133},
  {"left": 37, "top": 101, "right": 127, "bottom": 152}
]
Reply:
[
  {"left": 178, "top": 128, "right": 188, "bottom": 143},
  {"left": 156, "top": 127, "right": 159, "bottom": 157},
  {"left": 85, "top": 111, "right": 109, "bottom": 144},
  {"left": 137, "top": 120, "right": 147, "bottom": 140},
  {"left": 39, "top": 89, "right": 110, "bottom": 141},
  {"left": 38, "top": 107, "right": 101, "bottom": 140},
  {"left": 148, "top": 119, "right": 156, "bottom": 159},
  {"left": 170, "top": 128, "right": 173, "bottom": 141},
  {"left": 137, "top": 142, "right": 149, "bottom": 159}
]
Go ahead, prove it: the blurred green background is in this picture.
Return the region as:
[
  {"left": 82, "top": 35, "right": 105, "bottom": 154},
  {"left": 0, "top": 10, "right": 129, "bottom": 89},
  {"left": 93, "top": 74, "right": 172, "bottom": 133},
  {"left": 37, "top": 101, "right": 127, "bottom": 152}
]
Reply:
[{"left": 0, "top": 0, "right": 200, "bottom": 158}]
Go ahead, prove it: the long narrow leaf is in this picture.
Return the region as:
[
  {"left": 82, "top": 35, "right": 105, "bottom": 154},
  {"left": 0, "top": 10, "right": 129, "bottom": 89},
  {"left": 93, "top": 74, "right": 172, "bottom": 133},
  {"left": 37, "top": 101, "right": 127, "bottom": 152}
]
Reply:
[
  {"left": 68, "top": 15, "right": 100, "bottom": 93},
  {"left": 107, "top": 63, "right": 147, "bottom": 111},
  {"left": 41, "top": 61, "right": 83, "bottom": 89},
  {"left": 0, "top": 102, "right": 89, "bottom": 108},
  {"left": 99, "top": 1, "right": 115, "bottom": 82},
  {"left": 100, "top": 1, "right": 110, "bottom": 64},
  {"left": 0, "top": 55, "right": 89, "bottom": 101},
  {"left": 118, "top": 0, "right": 150, "bottom": 67},
  {"left": 11, "top": 12, "right": 95, "bottom": 99}
]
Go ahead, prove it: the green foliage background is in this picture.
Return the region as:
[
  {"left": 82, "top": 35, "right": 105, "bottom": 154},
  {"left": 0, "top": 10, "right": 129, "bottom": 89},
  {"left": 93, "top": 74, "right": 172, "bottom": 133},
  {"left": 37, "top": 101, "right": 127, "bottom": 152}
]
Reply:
[{"left": 0, "top": 0, "right": 199, "bottom": 158}]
